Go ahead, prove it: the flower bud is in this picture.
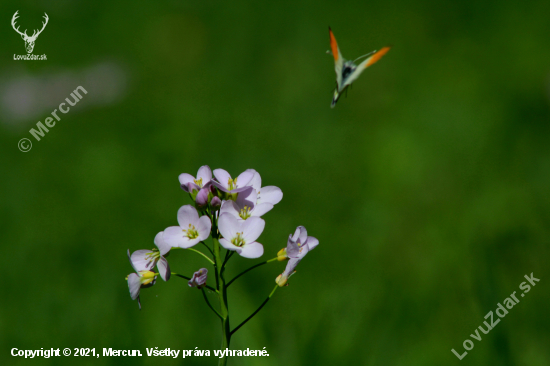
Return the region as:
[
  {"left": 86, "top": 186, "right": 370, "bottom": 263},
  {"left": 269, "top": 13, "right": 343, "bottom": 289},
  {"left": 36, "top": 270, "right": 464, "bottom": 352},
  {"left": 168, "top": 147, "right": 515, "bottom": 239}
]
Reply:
[
  {"left": 195, "top": 187, "right": 209, "bottom": 207},
  {"left": 188, "top": 268, "right": 208, "bottom": 289},
  {"left": 211, "top": 196, "right": 222, "bottom": 210},
  {"left": 277, "top": 248, "right": 288, "bottom": 261},
  {"left": 275, "top": 274, "right": 288, "bottom": 287}
]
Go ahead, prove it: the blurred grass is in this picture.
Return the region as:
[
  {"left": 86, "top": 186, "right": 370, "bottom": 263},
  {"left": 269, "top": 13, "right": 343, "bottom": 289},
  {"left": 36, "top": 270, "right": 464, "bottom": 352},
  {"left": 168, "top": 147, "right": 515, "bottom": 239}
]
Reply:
[{"left": 1, "top": 0, "right": 550, "bottom": 365}]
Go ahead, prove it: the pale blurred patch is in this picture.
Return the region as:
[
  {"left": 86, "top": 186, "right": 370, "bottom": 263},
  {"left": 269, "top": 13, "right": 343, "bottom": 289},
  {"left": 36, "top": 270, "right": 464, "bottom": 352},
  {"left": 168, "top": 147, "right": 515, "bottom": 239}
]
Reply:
[{"left": 0, "top": 61, "right": 128, "bottom": 127}]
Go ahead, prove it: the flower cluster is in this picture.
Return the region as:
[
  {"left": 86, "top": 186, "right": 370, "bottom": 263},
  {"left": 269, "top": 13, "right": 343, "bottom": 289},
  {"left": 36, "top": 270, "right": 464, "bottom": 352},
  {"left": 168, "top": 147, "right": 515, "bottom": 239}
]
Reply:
[{"left": 125, "top": 165, "right": 319, "bottom": 350}]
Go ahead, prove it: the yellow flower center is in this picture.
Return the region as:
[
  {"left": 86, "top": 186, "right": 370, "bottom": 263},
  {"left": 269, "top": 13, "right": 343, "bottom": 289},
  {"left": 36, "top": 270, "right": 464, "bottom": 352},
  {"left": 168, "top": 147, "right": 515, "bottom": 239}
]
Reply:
[
  {"left": 239, "top": 206, "right": 252, "bottom": 220},
  {"left": 139, "top": 270, "right": 156, "bottom": 285},
  {"left": 227, "top": 177, "right": 237, "bottom": 191},
  {"left": 144, "top": 249, "right": 160, "bottom": 266},
  {"left": 194, "top": 177, "right": 203, "bottom": 187},
  {"left": 183, "top": 224, "right": 199, "bottom": 239},
  {"left": 231, "top": 232, "right": 245, "bottom": 247}
]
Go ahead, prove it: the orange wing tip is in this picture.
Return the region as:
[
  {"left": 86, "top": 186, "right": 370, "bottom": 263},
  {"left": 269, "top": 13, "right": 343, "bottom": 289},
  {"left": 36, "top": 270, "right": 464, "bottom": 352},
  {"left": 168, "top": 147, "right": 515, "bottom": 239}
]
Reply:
[
  {"left": 329, "top": 27, "right": 339, "bottom": 62},
  {"left": 365, "top": 46, "right": 391, "bottom": 68}
]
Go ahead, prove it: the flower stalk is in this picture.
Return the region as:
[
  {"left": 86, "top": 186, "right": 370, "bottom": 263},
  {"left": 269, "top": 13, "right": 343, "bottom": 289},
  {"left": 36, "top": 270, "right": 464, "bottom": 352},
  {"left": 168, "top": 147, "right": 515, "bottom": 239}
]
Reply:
[
  {"left": 231, "top": 285, "right": 278, "bottom": 336},
  {"left": 213, "top": 235, "right": 231, "bottom": 365},
  {"left": 227, "top": 257, "right": 278, "bottom": 287}
]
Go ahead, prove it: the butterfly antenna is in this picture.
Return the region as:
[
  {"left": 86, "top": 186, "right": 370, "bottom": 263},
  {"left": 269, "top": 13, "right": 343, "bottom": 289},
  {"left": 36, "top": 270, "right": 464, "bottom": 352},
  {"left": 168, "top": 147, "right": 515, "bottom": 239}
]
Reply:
[{"left": 353, "top": 50, "right": 377, "bottom": 63}]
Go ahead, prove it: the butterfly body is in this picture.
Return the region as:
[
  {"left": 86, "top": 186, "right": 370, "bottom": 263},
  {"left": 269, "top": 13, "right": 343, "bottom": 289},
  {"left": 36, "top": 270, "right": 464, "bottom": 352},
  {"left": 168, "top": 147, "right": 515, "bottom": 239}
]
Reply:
[{"left": 329, "top": 27, "right": 390, "bottom": 108}]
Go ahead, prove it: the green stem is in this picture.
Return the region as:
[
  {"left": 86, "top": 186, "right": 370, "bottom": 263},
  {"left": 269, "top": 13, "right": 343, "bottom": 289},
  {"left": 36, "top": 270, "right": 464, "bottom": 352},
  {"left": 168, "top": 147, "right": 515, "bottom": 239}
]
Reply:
[
  {"left": 187, "top": 247, "right": 215, "bottom": 265},
  {"left": 201, "top": 241, "right": 214, "bottom": 256},
  {"left": 226, "top": 257, "right": 278, "bottom": 287},
  {"left": 173, "top": 273, "right": 191, "bottom": 280},
  {"left": 231, "top": 285, "right": 279, "bottom": 336},
  {"left": 221, "top": 251, "right": 234, "bottom": 274},
  {"left": 213, "top": 261, "right": 220, "bottom": 291},
  {"left": 214, "top": 240, "right": 230, "bottom": 365},
  {"left": 212, "top": 219, "right": 230, "bottom": 366},
  {"left": 202, "top": 288, "right": 223, "bottom": 320}
]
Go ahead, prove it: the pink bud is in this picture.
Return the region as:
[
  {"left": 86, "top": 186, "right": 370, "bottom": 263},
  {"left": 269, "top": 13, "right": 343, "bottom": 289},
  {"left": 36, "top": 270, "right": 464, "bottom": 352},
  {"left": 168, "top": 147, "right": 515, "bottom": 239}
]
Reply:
[
  {"left": 211, "top": 196, "right": 222, "bottom": 209},
  {"left": 195, "top": 187, "right": 209, "bottom": 206},
  {"left": 188, "top": 268, "right": 208, "bottom": 288}
]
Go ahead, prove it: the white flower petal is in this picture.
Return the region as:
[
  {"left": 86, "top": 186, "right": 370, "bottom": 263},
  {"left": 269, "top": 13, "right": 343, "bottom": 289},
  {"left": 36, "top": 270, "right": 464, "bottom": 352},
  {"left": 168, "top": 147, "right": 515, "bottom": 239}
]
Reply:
[
  {"left": 178, "top": 173, "right": 195, "bottom": 192},
  {"left": 196, "top": 165, "right": 212, "bottom": 185},
  {"left": 127, "top": 273, "right": 141, "bottom": 300},
  {"left": 163, "top": 226, "right": 186, "bottom": 247},
  {"left": 258, "top": 186, "right": 283, "bottom": 205},
  {"left": 231, "top": 186, "right": 254, "bottom": 194},
  {"left": 251, "top": 203, "right": 273, "bottom": 217},
  {"left": 286, "top": 235, "right": 301, "bottom": 258},
  {"left": 177, "top": 205, "right": 200, "bottom": 228},
  {"left": 197, "top": 215, "right": 212, "bottom": 241},
  {"left": 212, "top": 180, "right": 251, "bottom": 193},
  {"left": 211, "top": 180, "right": 228, "bottom": 192},
  {"left": 236, "top": 170, "right": 254, "bottom": 187},
  {"left": 157, "top": 257, "right": 171, "bottom": 281},
  {"left": 213, "top": 169, "right": 231, "bottom": 188},
  {"left": 307, "top": 236, "right": 319, "bottom": 251},
  {"left": 247, "top": 171, "right": 261, "bottom": 190},
  {"left": 220, "top": 200, "right": 241, "bottom": 218},
  {"left": 179, "top": 236, "right": 200, "bottom": 248},
  {"left": 154, "top": 231, "right": 171, "bottom": 255},
  {"left": 130, "top": 249, "right": 156, "bottom": 272},
  {"left": 218, "top": 213, "right": 240, "bottom": 240},
  {"left": 297, "top": 226, "right": 308, "bottom": 244},
  {"left": 242, "top": 217, "right": 265, "bottom": 243},
  {"left": 238, "top": 242, "right": 264, "bottom": 258},
  {"left": 291, "top": 226, "right": 301, "bottom": 242},
  {"left": 236, "top": 188, "right": 257, "bottom": 210},
  {"left": 283, "top": 257, "right": 302, "bottom": 277},
  {"left": 219, "top": 238, "right": 240, "bottom": 251}
]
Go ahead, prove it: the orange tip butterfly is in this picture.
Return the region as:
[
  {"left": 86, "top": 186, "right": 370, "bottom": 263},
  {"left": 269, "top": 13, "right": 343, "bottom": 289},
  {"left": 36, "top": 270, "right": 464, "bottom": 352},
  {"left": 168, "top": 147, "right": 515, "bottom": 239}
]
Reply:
[{"left": 328, "top": 27, "right": 391, "bottom": 108}]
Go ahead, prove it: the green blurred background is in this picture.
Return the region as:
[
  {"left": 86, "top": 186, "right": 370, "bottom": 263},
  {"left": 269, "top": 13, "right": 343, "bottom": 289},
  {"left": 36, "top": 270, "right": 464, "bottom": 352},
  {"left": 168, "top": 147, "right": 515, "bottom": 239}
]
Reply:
[{"left": 1, "top": 0, "right": 549, "bottom": 365}]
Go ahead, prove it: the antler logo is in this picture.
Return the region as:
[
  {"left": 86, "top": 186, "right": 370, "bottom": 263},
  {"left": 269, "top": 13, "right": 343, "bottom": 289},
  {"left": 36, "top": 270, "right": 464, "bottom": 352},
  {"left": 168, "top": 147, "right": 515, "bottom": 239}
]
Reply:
[{"left": 11, "top": 10, "right": 49, "bottom": 54}]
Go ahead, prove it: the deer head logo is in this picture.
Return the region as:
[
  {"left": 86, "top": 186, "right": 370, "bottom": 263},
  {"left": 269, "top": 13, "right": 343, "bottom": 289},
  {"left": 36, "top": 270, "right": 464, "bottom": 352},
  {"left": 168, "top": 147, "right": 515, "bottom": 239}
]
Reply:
[{"left": 11, "top": 11, "right": 49, "bottom": 54}]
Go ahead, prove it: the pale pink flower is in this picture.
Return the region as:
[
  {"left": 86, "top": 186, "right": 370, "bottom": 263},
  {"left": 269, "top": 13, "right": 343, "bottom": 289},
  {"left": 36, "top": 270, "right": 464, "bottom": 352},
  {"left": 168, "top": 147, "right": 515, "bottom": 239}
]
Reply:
[
  {"left": 246, "top": 170, "right": 283, "bottom": 206},
  {"left": 219, "top": 188, "right": 273, "bottom": 220},
  {"left": 212, "top": 168, "right": 255, "bottom": 194},
  {"left": 218, "top": 213, "right": 265, "bottom": 258},
  {"left": 127, "top": 249, "right": 157, "bottom": 310},
  {"left": 179, "top": 165, "right": 212, "bottom": 193},
  {"left": 276, "top": 226, "right": 319, "bottom": 286},
  {"left": 164, "top": 205, "right": 211, "bottom": 248}
]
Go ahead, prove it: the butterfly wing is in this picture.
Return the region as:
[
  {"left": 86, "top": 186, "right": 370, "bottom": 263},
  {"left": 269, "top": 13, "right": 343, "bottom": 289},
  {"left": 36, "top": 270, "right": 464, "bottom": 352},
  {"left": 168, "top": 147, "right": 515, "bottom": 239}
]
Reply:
[
  {"left": 329, "top": 27, "right": 344, "bottom": 89},
  {"left": 342, "top": 46, "right": 391, "bottom": 88}
]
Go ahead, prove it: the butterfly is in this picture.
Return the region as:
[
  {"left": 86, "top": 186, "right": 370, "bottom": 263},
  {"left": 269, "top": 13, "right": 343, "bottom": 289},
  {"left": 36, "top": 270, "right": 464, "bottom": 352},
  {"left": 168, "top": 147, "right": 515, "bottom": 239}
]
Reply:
[{"left": 328, "top": 27, "right": 391, "bottom": 108}]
